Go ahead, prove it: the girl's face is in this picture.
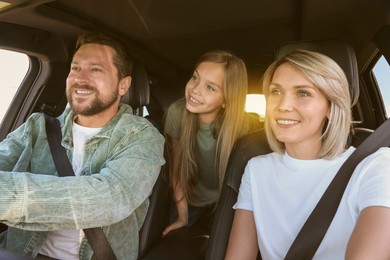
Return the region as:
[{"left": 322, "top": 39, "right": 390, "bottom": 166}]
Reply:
[
  {"left": 185, "top": 61, "right": 225, "bottom": 124},
  {"left": 266, "top": 62, "right": 330, "bottom": 159}
]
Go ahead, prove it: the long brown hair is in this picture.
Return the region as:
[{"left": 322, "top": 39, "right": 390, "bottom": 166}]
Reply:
[{"left": 172, "top": 50, "right": 254, "bottom": 204}]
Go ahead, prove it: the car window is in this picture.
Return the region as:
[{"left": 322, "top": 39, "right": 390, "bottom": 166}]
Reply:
[
  {"left": 373, "top": 55, "right": 390, "bottom": 118},
  {"left": 143, "top": 106, "right": 149, "bottom": 116},
  {"left": 245, "top": 94, "right": 266, "bottom": 121},
  {"left": 0, "top": 49, "right": 29, "bottom": 123}
]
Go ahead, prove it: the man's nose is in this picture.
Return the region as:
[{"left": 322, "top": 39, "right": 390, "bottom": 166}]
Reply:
[{"left": 74, "top": 69, "right": 89, "bottom": 85}]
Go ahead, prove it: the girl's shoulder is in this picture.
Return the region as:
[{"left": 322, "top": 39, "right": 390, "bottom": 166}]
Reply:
[
  {"left": 167, "top": 98, "right": 186, "bottom": 117},
  {"left": 169, "top": 98, "right": 186, "bottom": 109},
  {"left": 164, "top": 99, "right": 186, "bottom": 137}
]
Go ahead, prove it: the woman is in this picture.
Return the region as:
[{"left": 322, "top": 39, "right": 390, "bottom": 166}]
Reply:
[
  {"left": 226, "top": 50, "right": 390, "bottom": 259},
  {"left": 163, "top": 50, "right": 260, "bottom": 235}
]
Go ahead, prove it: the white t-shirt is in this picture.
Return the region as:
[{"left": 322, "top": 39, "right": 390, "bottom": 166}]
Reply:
[
  {"left": 234, "top": 147, "right": 390, "bottom": 260},
  {"left": 39, "top": 122, "right": 101, "bottom": 260}
]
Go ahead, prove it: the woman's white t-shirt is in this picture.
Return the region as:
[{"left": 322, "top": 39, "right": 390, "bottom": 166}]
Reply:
[{"left": 234, "top": 147, "right": 390, "bottom": 260}]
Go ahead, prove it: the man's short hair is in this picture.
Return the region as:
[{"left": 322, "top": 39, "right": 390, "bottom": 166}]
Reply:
[{"left": 74, "top": 31, "right": 133, "bottom": 79}]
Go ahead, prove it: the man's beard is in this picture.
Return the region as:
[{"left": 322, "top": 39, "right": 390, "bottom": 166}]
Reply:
[{"left": 67, "top": 84, "right": 119, "bottom": 116}]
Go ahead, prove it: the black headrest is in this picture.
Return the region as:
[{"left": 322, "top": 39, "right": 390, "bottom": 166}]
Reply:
[
  {"left": 275, "top": 40, "right": 359, "bottom": 106},
  {"left": 121, "top": 63, "right": 150, "bottom": 113}
]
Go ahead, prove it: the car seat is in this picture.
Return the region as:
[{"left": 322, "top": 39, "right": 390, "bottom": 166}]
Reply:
[
  {"left": 120, "top": 62, "right": 170, "bottom": 259},
  {"left": 205, "top": 40, "right": 371, "bottom": 260},
  {"left": 121, "top": 62, "right": 150, "bottom": 116}
]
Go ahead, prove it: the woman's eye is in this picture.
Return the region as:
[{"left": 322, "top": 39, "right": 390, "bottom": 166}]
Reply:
[
  {"left": 191, "top": 74, "right": 198, "bottom": 81},
  {"left": 207, "top": 85, "right": 215, "bottom": 91},
  {"left": 71, "top": 66, "right": 79, "bottom": 72},
  {"left": 297, "top": 91, "right": 309, "bottom": 97}
]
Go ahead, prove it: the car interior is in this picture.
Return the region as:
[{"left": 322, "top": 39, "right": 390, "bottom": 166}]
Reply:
[{"left": 0, "top": 0, "right": 389, "bottom": 259}]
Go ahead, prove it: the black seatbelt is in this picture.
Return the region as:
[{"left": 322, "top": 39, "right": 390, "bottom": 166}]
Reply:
[
  {"left": 285, "top": 118, "right": 390, "bottom": 260},
  {"left": 44, "top": 114, "right": 117, "bottom": 260}
]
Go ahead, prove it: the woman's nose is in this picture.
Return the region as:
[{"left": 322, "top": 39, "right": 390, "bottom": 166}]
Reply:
[{"left": 278, "top": 95, "right": 294, "bottom": 112}]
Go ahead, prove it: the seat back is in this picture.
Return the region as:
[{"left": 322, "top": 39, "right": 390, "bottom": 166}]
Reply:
[
  {"left": 121, "top": 62, "right": 150, "bottom": 116},
  {"left": 205, "top": 129, "right": 271, "bottom": 260},
  {"left": 206, "top": 40, "right": 369, "bottom": 260},
  {"left": 138, "top": 168, "right": 170, "bottom": 259},
  {"left": 121, "top": 63, "right": 170, "bottom": 258}
]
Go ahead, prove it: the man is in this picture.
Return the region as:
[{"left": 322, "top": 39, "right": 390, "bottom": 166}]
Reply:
[{"left": 0, "top": 31, "right": 165, "bottom": 259}]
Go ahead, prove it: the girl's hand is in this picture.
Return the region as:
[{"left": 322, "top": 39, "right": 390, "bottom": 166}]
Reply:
[
  {"left": 162, "top": 217, "right": 188, "bottom": 236},
  {"left": 163, "top": 197, "right": 189, "bottom": 236}
]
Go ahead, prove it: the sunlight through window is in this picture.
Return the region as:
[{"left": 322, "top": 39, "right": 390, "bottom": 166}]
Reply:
[{"left": 245, "top": 94, "right": 266, "bottom": 121}]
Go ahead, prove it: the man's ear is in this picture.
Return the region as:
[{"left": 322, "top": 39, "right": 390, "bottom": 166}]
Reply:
[{"left": 119, "top": 76, "right": 132, "bottom": 96}]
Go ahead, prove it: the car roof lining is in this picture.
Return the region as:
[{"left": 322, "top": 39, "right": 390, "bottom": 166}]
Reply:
[{"left": 0, "top": 0, "right": 388, "bottom": 96}]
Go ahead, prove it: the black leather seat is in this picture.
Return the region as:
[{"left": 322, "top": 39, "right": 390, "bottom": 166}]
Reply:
[
  {"left": 205, "top": 129, "right": 271, "bottom": 260},
  {"left": 138, "top": 170, "right": 170, "bottom": 259},
  {"left": 121, "top": 62, "right": 150, "bottom": 116},
  {"left": 121, "top": 63, "right": 170, "bottom": 259},
  {"left": 205, "top": 40, "right": 370, "bottom": 260}
]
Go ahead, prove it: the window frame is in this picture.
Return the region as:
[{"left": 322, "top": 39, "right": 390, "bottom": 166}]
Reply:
[{"left": 360, "top": 52, "right": 388, "bottom": 129}]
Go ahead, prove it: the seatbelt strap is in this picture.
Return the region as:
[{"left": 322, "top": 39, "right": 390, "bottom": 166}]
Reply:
[
  {"left": 44, "top": 114, "right": 74, "bottom": 176},
  {"left": 44, "top": 114, "right": 117, "bottom": 260},
  {"left": 285, "top": 118, "right": 390, "bottom": 260}
]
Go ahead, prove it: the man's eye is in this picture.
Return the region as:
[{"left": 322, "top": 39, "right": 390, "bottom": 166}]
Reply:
[
  {"left": 270, "top": 88, "right": 281, "bottom": 96},
  {"left": 92, "top": 68, "right": 103, "bottom": 72}
]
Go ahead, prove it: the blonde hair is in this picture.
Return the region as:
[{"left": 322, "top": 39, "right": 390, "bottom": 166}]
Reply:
[
  {"left": 173, "top": 50, "right": 253, "bottom": 203},
  {"left": 263, "top": 49, "right": 351, "bottom": 158}
]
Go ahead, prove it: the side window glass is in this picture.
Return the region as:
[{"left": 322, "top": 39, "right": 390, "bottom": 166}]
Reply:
[
  {"left": 245, "top": 94, "right": 266, "bottom": 121},
  {"left": 143, "top": 106, "right": 149, "bottom": 117},
  {"left": 0, "top": 49, "right": 29, "bottom": 123},
  {"left": 373, "top": 56, "right": 390, "bottom": 118}
]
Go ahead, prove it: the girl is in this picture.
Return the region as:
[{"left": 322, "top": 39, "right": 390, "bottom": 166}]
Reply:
[
  {"left": 163, "top": 50, "right": 260, "bottom": 235},
  {"left": 226, "top": 50, "right": 390, "bottom": 259}
]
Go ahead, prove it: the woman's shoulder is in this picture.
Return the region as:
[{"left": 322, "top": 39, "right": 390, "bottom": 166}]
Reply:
[
  {"left": 247, "top": 152, "right": 279, "bottom": 166},
  {"left": 361, "top": 146, "right": 390, "bottom": 164},
  {"left": 346, "top": 146, "right": 390, "bottom": 186},
  {"left": 374, "top": 146, "right": 390, "bottom": 155}
]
